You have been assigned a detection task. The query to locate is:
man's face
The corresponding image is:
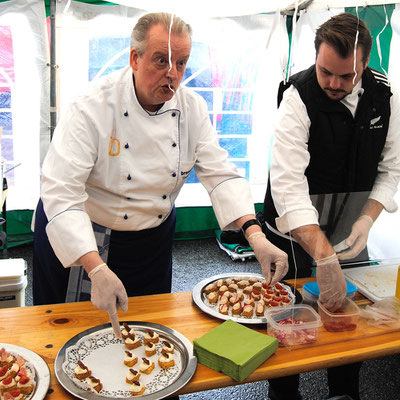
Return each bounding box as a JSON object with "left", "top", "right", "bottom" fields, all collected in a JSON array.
[
  {"left": 315, "top": 42, "right": 369, "bottom": 101},
  {"left": 130, "top": 23, "right": 191, "bottom": 112}
]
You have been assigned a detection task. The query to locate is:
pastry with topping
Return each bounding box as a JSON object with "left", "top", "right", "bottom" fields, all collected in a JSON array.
[
  {"left": 158, "top": 351, "right": 175, "bottom": 370},
  {"left": 125, "top": 332, "right": 142, "bottom": 350},
  {"left": 121, "top": 323, "right": 135, "bottom": 340},
  {"left": 8, "top": 363, "right": 20, "bottom": 379},
  {"left": 0, "top": 376, "right": 17, "bottom": 396},
  {"left": 74, "top": 361, "right": 91, "bottom": 380},
  {"left": 231, "top": 301, "right": 243, "bottom": 315},
  {"left": 0, "top": 365, "right": 10, "bottom": 381},
  {"left": 3, "top": 389, "right": 24, "bottom": 400},
  {"left": 161, "top": 341, "right": 174, "bottom": 354},
  {"left": 144, "top": 342, "right": 157, "bottom": 357},
  {"left": 125, "top": 368, "right": 141, "bottom": 384},
  {"left": 218, "top": 303, "right": 229, "bottom": 315},
  {"left": 138, "top": 357, "right": 155, "bottom": 375},
  {"left": 143, "top": 329, "right": 159, "bottom": 345},
  {"left": 207, "top": 291, "right": 219, "bottom": 304},
  {"left": 242, "top": 304, "right": 254, "bottom": 318},
  {"left": 86, "top": 376, "right": 103, "bottom": 393},
  {"left": 16, "top": 375, "right": 34, "bottom": 396},
  {"left": 129, "top": 380, "right": 146, "bottom": 396},
  {"left": 124, "top": 351, "right": 138, "bottom": 367}
]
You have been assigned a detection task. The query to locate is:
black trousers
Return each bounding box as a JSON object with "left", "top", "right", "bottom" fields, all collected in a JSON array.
[
  {"left": 33, "top": 198, "right": 176, "bottom": 305},
  {"left": 266, "top": 226, "right": 362, "bottom": 400}
]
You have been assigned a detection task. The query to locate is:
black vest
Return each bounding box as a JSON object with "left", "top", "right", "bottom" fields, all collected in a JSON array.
[{"left": 264, "top": 65, "right": 392, "bottom": 229}]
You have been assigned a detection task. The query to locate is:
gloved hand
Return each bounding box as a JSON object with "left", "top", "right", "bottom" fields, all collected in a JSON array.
[
  {"left": 337, "top": 215, "right": 373, "bottom": 260},
  {"left": 247, "top": 232, "right": 289, "bottom": 286},
  {"left": 88, "top": 263, "right": 128, "bottom": 338},
  {"left": 316, "top": 254, "right": 347, "bottom": 312}
]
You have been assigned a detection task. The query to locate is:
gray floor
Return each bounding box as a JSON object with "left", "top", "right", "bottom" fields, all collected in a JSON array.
[{"left": 6, "top": 239, "right": 400, "bottom": 400}]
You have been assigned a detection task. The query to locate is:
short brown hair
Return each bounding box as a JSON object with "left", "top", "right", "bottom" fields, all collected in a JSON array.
[
  {"left": 130, "top": 12, "right": 192, "bottom": 55},
  {"left": 314, "top": 13, "right": 372, "bottom": 65}
]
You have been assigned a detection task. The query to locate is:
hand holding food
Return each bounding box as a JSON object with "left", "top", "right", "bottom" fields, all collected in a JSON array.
[
  {"left": 316, "top": 254, "right": 347, "bottom": 312},
  {"left": 247, "top": 232, "right": 289, "bottom": 286}
]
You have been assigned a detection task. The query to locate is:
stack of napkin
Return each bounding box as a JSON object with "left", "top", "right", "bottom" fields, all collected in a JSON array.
[{"left": 193, "top": 319, "right": 278, "bottom": 381}]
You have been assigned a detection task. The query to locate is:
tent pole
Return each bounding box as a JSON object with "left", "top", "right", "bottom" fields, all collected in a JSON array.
[{"left": 50, "top": 0, "right": 57, "bottom": 140}]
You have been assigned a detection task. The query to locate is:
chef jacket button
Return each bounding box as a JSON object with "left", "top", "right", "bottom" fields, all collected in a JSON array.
[
  {"left": 125, "top": 143, "right": 129, "bottom": 149},
  {"left": 158, "top": 214, "right": 163, "bottom": 219},
  {"left": 124, "top": 111, "right": 129, "bottom": 116},
  {"left": 172, "top": 172, "right": 176, "bottom": 177},
  {"left": 124, "top": 214, "right": 128, "bottom": 220},
  {"left": 172, "top": 142, "right": 177, "bottom": 147},
  {"left": 127, "top": 174, "right": 132, "bottom": 180},
  {"left": 162, "top": 195, "right": 167, "bottom": 199},
  {"left": 360, "top": 125, "right": 364, "bottom": 130},
  {"left": 372, "top": 107, "right": 376, "bottom": 112},
  {"left": 172, "top": 112, "right": 176, "bottom": 117}
]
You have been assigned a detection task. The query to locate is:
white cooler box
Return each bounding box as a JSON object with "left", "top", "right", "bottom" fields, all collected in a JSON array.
[{"left": 0, "top": 258, "right": 27, "bottom": 308}]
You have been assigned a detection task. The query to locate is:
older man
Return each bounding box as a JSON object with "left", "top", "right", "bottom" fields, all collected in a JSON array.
[{"left": 33, "top": 12, "right": 288, "bottom": 337}]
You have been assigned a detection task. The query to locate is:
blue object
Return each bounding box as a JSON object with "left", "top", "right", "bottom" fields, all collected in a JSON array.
[{"left": 303, "top": 280, "right": 357, "bottom": 296}]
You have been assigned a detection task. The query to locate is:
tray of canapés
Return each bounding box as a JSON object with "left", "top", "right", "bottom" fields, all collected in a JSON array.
[{"left": 192, "top": 273, "right": 301, "bottom": 324}]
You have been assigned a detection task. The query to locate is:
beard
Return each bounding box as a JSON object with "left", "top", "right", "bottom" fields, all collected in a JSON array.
[{"left": 323, "top": 87, "right": 351, "bottom": 101}]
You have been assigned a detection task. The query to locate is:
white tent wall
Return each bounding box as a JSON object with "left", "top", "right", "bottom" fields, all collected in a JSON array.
[
  {"left": 0, "top": 0, "right": 46, "bottom": 212},
  {"left": 1, "top": 0, "right": 400, "bottom": 250}
]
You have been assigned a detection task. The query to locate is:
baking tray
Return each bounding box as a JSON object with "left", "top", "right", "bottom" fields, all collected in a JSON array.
[
  {"left": 54, "top": 322, "right": 197, "bottom": 400},
  {"left": 192, "top": 272, "right": 301, "bottom": 324},
  {"left": 343, "top": 263, "right": 399, "bottom": 302},
  {"left": 0, "top": 343, "right": 51, "bottom": 400}
]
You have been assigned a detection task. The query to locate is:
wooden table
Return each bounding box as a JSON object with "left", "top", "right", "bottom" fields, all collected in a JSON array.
[{"left": 2, "top": 278, "right": 400, "bottom": 399}]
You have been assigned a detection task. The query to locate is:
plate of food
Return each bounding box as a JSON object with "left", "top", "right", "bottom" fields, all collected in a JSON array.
[
  {"left": 192, "top": 273, "right": 302, "bottom": 324},
  {"left": 54, "top": 321, "right": 197, "bottom": 400},
  {"left": 0, "top": 343, "right": 50, "bottom": 400}
]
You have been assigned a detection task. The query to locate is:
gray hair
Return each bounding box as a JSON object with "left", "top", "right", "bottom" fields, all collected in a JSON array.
[{"left": 130, "top": 12, "right": 192, "bottom": 55}]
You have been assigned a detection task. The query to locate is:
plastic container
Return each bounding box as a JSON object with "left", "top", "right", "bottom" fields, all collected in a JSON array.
[
  {"left": 0, "top": 258, "right": 27, "bottom": 308},
  {"left": 396, "top": 265, "right": 400, "bottom": 300},
  {"left": 302, "top": 281, "right": 357, "bottom": 309},
  {"left": 317, "top": 297, "right": 360, "bottom": 332},
  {"left": 265, "top": 304, "right": 322, "bottom": 347}
]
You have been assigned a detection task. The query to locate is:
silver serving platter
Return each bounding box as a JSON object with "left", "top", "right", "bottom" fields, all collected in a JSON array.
[
  {"left": 0, "top": 343, "right": 50, "bottom": 400},
  {"left": 54, "top": 322, "right": 197, "bottom": 400},
  {"left": 192, "top": 272, "right": 298, "bottom": 324}
]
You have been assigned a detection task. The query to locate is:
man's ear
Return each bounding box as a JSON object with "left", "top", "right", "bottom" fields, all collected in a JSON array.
[
  {"left": 363, "top": 54, "right": 370, "bottom": 69},
  {"left": 130, "top": 49, "right": 139, "bottom": 71}
]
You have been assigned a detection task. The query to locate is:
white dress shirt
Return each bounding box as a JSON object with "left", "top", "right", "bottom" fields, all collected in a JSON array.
[
  {"left": 270, "top": 78, "right": 400, "bottom": 234},
  {"left": 40, "top": 66, "right": 255, "bottom": 267}
]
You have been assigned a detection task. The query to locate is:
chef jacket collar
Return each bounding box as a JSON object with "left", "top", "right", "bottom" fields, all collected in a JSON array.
[{"left": 130, "top": 71, "right": 178, "bottom": 116}]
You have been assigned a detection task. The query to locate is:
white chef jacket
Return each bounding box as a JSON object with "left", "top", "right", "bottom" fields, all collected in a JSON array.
[
  {"left": 41, "top": 66, "right": 255, "bottom": 267},
  {"left": 270, "top": 78, "right": 400, "bottom": 234}
]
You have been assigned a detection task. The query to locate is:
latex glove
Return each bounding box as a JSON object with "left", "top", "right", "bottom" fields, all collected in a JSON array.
[
  {"left": 337, "top": 215, "right": 373, "bottom": 260},
  {"left": 88, "top": 263, "right": 128, "bottom": 338},
  {"left": 316, "top": 254, "right": 347, "bottom": 312},
  {"left": 248, "top": 232, "right": 289, "bottom": 286}
]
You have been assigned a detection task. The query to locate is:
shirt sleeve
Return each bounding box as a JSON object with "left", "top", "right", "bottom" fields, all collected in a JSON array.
[
  {"left": 191, "top": 96, "right": 255, "bottom": 230},
  {"left": 269, "top": 86, "right": 319, "bottom": 234},
  {"left": 369, "top": 81, "right": 400, "bottom": 213},
  {"left": 41, "top": 102, "right": 98, "bottom": 267}
]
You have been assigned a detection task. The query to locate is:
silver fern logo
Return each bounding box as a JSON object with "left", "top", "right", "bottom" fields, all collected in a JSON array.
[{"left": 370, "top": 115, "right": 383, "bottom": 129}]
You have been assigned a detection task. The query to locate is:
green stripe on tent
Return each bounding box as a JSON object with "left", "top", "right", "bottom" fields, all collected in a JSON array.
[
  {"left": 2, "top": 204, "right": 265, "bottom": 247},
  {"left": 346, "top": 5, "right": 395, "bottom": 74}
]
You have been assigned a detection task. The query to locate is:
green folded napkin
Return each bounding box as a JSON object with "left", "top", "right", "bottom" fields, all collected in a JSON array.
[{"left": 193, "top": 319, "right": 278, "bottom": 381}]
